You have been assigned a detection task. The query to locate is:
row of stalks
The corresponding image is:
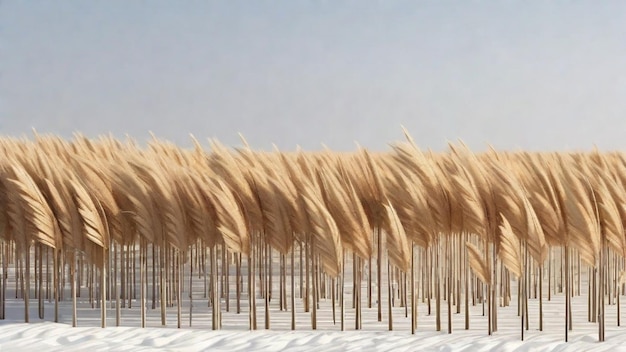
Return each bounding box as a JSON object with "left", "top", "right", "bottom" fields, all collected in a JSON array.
[{"left": 0, "top": 130, "right": 624, "bottom": 341}]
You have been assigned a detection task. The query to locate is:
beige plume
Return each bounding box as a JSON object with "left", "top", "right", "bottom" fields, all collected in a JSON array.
[
  {"left": 498, "top": 214, "right": 522, "bottom": 278},
  {"left": 7, "top": 164, "right": 61, "bottom": 249},
  {"left": 301, "top": 186, "right": 343, "bottom": 277},
  {"left": 466, "top": 241, "right": 491, "bottom": 284},
  {"left": 211, "top": 179, "right": 249, "bottom": 254},
  {"left": 70, "top": 177, "right": 108, "bottom": 249},
  {"left": 382, "top": 201, "right": 410, "bottom": 271}
]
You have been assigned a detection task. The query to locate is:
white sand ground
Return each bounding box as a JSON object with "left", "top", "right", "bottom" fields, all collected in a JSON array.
[{"left": 0, "top": 256, "right": 625, "bottom": 351}]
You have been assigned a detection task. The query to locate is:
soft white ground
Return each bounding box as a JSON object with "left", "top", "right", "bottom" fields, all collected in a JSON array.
[
  {"left": 2, "top": 289, "right": 626, "bottom": 351},
  {"left": 1, "top": 259, "right": 626, "bottom": 351}
]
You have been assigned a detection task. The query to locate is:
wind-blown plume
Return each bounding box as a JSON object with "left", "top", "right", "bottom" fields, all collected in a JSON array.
[
  {"left": 7, "top": 164, "right": 61, "bottom": 249},
  {"left": 498, "top": 214, "right": 522, "bottom": 278},
  {"left": 382, "top": 201, "right": 411, "bottom": 271},
  {"left": 466, "top": 242, "right": 491, "bottom": 284}
]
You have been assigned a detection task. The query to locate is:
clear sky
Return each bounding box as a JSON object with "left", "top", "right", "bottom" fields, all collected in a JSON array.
[{"left": 2, "top": 1, "right": 626, "bottom": 151}]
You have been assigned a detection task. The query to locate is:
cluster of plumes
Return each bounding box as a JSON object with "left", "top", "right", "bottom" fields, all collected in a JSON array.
[{"left": 0, "top": 131, "right": 624, "bottom": 281}]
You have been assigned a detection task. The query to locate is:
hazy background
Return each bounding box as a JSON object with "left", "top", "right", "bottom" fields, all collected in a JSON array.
[{"left": 2, "top": 1, "right": 626, "bottom": 151}]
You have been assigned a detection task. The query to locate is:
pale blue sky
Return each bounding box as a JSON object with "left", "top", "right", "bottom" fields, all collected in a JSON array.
[{"left": 2, "top": 1, "right": 626, "bottom": 151}]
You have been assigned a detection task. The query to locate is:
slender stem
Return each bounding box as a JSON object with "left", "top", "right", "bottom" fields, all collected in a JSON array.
[
  {"left": 141, "top": 240, "right": 146, "bottom": 328},
  {"left": 539, "top": 264, "right": 543, "bottom": 331},
  {"left": 377, "top": 228, "right": 382, "bottom": 322},
  {"left": 25, "top": 243, "right": 30, "bottom": 323},
  {"left": 447, "top": 235, "right": 452, "bottom": 334},
  {"left": 115, "top": 243, "right": 120, "bottom": 326},
  {"left": 101, "top": 246, "right": 107, "bottom": 328},
  {"left": 411, "top": 244, "right": 416, "bottom": 334},
  {"left": 341, "top": 254, "right": 345, "bottom": 331},
  {"left": 38, "top": 244, "right": 43, "bottom": 319},
  {"left": 291, "top": 246, "right": 295, "bottom": 330},
  {"left": 190, "top": 246, "right": 194, "bottom": 327},
  {"left": 565, "top": 245, "right": 569, "bottom": 342},
  {"left": 387, "top": 258, "right": 393, "bottom": 331}
]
